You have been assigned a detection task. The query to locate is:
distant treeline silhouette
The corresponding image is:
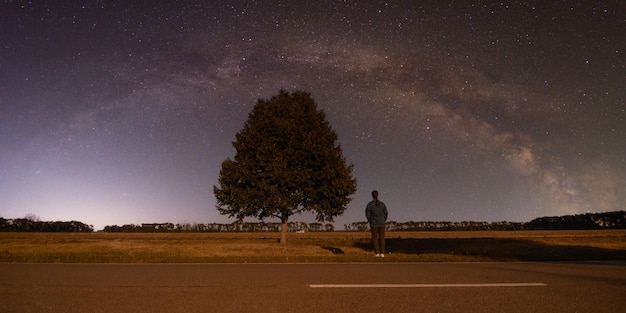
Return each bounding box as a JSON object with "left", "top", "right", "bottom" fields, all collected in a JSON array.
[
  {"left": 344, "top": 211, "right": 625, "bottom": 231},
  {"left": 344, "top": 220, "right": 524, "bottom": 231},
  {"left": 525, "top": 210, "right": 625, "bottom": 230},
  {"left": 0, "top": 217, "right": 93, "bottom": 232},
  {"left": 1, "top": 211, "right": 624, "bottom": 232},
  {"left": 103, "top": 221, "right": 332, "bottom": 233}
]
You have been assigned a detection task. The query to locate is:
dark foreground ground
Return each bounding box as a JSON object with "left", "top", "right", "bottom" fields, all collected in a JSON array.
[
  {"left": 1, "top": 262, "right": 625, "bottom": 313},
  {"left": 361, "top": 236, "right": 626, "bottom": 261}
]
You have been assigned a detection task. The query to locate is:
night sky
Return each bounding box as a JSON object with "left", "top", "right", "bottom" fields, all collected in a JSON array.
[{"left": 1, "top": 1, "right": 624, "bottom": 230}]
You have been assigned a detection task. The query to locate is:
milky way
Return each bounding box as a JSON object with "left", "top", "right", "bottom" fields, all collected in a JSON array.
[{"left": 1, "top": 1, "right": 624, "bottom": 230}]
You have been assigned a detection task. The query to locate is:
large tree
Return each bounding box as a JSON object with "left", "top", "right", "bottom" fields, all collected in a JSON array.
[{"left": 214, "top": 90, "right": 357, "bottom": 243}]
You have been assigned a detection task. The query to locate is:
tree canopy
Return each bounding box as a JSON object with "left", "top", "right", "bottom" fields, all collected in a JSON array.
[{"left": 213, "top": 90, "right": 357, "bottom": 243}]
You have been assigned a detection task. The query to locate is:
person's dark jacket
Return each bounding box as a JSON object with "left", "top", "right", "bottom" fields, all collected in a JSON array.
[{"left": 366, "top": 200, "right": 388, "bottom": 227}]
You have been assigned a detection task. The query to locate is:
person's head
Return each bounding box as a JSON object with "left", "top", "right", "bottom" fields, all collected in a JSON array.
[{"left": 371, "top": 190, "right": 379, "bottom": 199}]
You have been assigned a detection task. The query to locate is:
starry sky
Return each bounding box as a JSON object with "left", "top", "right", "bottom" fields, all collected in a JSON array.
[{"left": 1, "top": 1, "right": 624, "bottom": 231}]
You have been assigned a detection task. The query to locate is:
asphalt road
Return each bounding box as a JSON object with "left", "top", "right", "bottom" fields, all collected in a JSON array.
[{"left": 1, "top": 262, "right": 624, "bottom": 313}]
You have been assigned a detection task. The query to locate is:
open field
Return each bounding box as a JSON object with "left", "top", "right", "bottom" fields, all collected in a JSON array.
[{"left": 1, "top": 230, "right": 625, "bottom": 263}]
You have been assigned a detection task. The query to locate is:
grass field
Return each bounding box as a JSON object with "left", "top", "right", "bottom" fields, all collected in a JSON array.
[{"left": 1, "top": 230, "right": 625, "bottom": 263}]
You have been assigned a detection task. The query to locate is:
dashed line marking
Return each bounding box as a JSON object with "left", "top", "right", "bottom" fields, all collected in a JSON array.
[{"left": 309, "top": 283, "right": 547, "bottom": 288}]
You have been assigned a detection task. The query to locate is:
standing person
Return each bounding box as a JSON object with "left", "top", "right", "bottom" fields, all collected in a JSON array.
[{"left": 366, "top": 190, "right": 388, "bottom": 257}]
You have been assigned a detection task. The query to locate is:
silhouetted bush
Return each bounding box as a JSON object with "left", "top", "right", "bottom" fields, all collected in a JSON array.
[{"left": 0, "top": 218, "right": 93, "bottom": 232}]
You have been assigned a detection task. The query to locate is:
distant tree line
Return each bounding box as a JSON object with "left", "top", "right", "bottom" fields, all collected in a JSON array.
[
  {"left": 344, "top": 220, "right": 524, "bottom": 231},
  {"left": 2, "top": 211, "right": 623, "bottom": 233},
  {"left": 0, "top": 218, "right": 93, "bottom": 232},
  {"left": 525, "top": 211, "right": 625, "bottom": 230},
  {"left": 102, "top": 221, "right": 334, "bottom": 233},
  {"left": 344, "top": 211, "right": 625, "bottom": 231}
]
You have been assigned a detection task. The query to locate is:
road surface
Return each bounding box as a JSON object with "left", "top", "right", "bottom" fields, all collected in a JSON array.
[{"left": 1, "top": 262, "right": 624, "bottom": 312}]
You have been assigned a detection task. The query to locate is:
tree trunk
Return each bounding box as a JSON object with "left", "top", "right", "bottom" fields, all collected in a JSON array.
[{"left": 280, "top": 221, "right": 288, "bottom": 244}]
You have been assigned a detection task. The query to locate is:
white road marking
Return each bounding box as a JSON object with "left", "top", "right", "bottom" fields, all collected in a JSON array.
[{"left": 309, "top": 283, "right": 547, "bottom": 288}]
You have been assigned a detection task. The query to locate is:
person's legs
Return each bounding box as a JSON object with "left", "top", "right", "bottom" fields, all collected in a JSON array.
[
  {"left": 370, "top": 227, "right": 380, "bottom": 255},
  {"left": 378, "top": 227, "right": 385, "bottom": 255}
]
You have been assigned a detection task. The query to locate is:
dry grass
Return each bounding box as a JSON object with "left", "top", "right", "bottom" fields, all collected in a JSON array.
[{"left": 1, "top": 230, "right": 625, "bottom": 263}]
